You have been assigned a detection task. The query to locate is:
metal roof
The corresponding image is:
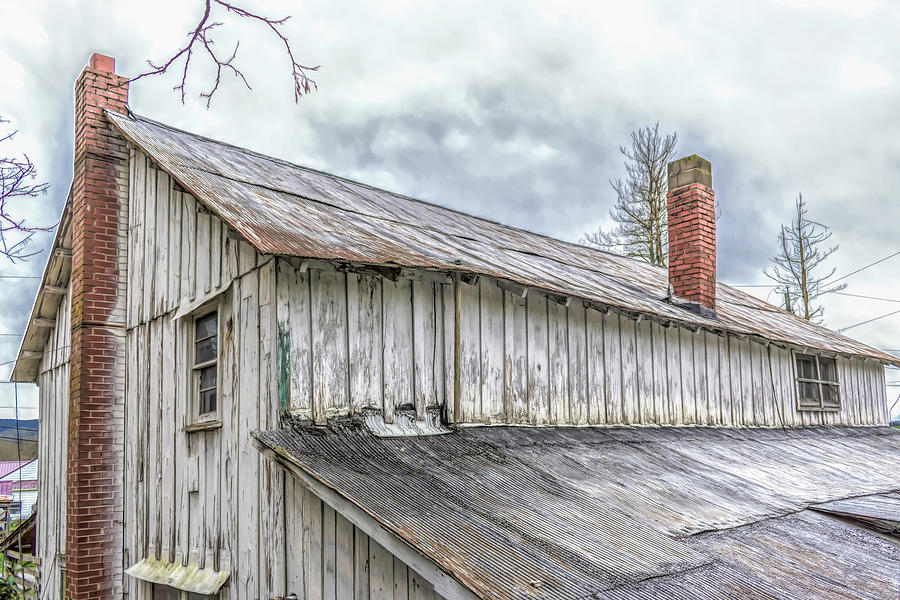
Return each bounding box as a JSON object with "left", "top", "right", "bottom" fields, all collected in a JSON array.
[
  {"left": 254, "top": 423, "right": 900, "bottom": 600},
  {"left": 106, "top": 111, "right": 899, "bottom": 366}
]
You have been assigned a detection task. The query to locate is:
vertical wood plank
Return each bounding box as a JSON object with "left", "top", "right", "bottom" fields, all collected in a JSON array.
[
  {"left": 383, "top": 278, "right": 415, "bottom": 422},
  {"left": 586, "top": 308, "right": 605, "bottom": 425},
  {"left": 312, "top": 269, "right": 349, "bottom": 421},
  {"left": 303, "top": 489, "right": 323, "bottom": 600},
  {"left": 651, "top": 322, "right": 667, "bottom": 424},
  {"left": 238, "top": 270, "right": 260, "bottom": 597},
  {"left": 693, "top": 330, "right": 708, "bottom": 425},
  {"left": 335, "top": 514, "right": 355, "bottom": 600},
  {"left": 567, "top": 303, "right": 588, "bottom": 425},
  {"left": 527, "top": 293, "right": 549, "bottom": 424},
  {"left": 620, "top": 317, "right": 638, "bottom": 424},
  {"left": 369, "top": 539, "right": 393, "bottom": 600},
  {"left": 666, "top": 325, "right": 682, "bottom": 425},
  {"left": 636, "top": 319, "right": 654, "bottom": 425},
  {"left": 393, "top": 557, "right": 409, "bottom": 600},
  {"left": 285, "top": 479, "right": 306, "bottom": 596},
  {"left": 603, "top": 314, "right": 622, "bottom": 424},
  {"left": 413, "top": 279, "right": 441, "bottom": 417},
  {"left": 181, "top": 194, "right": 196, "bottom": 303},
  {"left": 679, "top": 327, "right": 696, "bottom": 425},
  {"left": 354, "top": 526, "right": 370, "bottom": 599},
  {"left": 504, "top": 292, "right": 528, "bottom": 424},
  {"left": 475, "top": 281, "right": 503, "bottom": 423},
  {"left": 348, "top": 273, "right": 383, "bottom": 412},
  {"left": 322, "top": 505, "right": 337, "bottom": 600},
  {"left": 142, "top": 156, "right": 155, "bottom": 321},
  {"left": 548, "top": 301, "right": 569, "bottom": 424},
  {"left": 155, "top": 170, "right": 169, "bottom": 316}
]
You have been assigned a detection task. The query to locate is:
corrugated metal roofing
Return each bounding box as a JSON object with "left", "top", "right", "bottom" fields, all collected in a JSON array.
[
  {"left": 253, "top": 423, "right": 900, "bottom": 600},
  {"left": 595, "top": 510, "right": 900, "bottom": 599},
  {"left": 812, "top": 492, "right": 900, "bottom": 524},
  {"left": 106, "top": 111, "right": 899, "bottom": 366}
]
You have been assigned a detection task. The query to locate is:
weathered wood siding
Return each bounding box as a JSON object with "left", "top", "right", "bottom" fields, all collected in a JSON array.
[
  {"left": 124, "top": 150, "right": 440, "bottom": 600},
  {"left": 35, "top": 286, "right": 71, "bottom": 600},
  {"left": 276, "top": 271, "right": 889, "bottom": 427}
]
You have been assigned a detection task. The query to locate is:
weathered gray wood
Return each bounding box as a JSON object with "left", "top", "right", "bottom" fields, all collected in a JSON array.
[
  {"left": 478, "top": 281, "right": 504, "bottom": 423},
  {"left": 548, "top": 301, "right": 569, "bottom": 424},
  {"left": 586, "top": 307, "right": 605, "bottom": 425},
  {"left": 369, "top": 540, "right": 392, "bottom": 600},
  {"left": 312, "top": 269, "right": 349, "bottom": 422},
  {"left": 413, "top": 279, "right": 442, "bottom": 418},
  {"left": 383, "top": 278, "right": 415, "bottom": 423},
  {"left": 323, "top": 504, "right": 337, "bottom": 600},
  {"left": 504, "top": 292, "right": 528, "bottom": 423},
  {"left": 348, "top": 273, "right": 383, "bottom": 412},
  {"left": 527, "top": 293, "right": 549, "bottom": 424},
  {"left": 568, "top": 303, "right": 588, "bottom": 425},
  {"left": 679, "top": 327, "right": 696, "bottom": 425},
  {"left": 636, "top": 319, "right": 654, "bottom": 425},
  {"left": 456, "top": 280, "right": 480, "bottom": 422},
  {"left": 620, "top": 318, "right": 638, "bottom": 424},
  {"left": 335, "top": 513, "right": 355, "bottom": 599}
]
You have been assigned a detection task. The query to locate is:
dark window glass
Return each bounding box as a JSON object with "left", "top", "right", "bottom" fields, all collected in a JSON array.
[
  {"left": 200, "top": 388, "right": 217, "bottom": 414},
  {"left": 818, "top": 357, "right": 838, "bottom": 383},
  {"left": 796, "top": 354, "right": 817, "bottom": 379},
  {"left": 822, "top": 384, "right": 840, "bottom": 408},
  {"left": 152, "top": 584, "right": 180, "bottom": 600},
  {"left": 798, "top": 381, "right": 821, "bottom": 406},
  {"left": 195, "top": 312, "right": 217, "bottom": 340},
  {"left": 195, "top": 336, "right": 217, "bottom": 365},
  {"left": 194, "top": 311, "right": 218, "bottom": 415},
  {"left": 199, "top": 365, "right": 217, "bottom": 391}
]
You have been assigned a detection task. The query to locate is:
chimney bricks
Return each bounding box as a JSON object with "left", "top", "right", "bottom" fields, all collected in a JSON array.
[
  {"left": 67, "top": 52, "right": 128, "bottom": 600},
  {"left": 666, "top": 155, "right": 716, "bottom": 312}
]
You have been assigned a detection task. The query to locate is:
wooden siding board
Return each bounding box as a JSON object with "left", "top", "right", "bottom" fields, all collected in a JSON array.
[
  {"left": 527, "top": 293, "right": 550, "bottom": 424},
  {"left": 480, "top": 281, "right": 505, "bottom": 423},
  {"left": 666, "top": 325, "right": 682, "bottom": 425},
  {"left": 621, "top": 318, "right": 638, "bottom": 425},
  {"left": 383, "top": 278, "right": 415, "bottom": 422},
  {"left": 348, "top": 273, "right": 383, "bottom": 412},
  {"left": 568, "top": 303, "right": 588, "bottom": 425},
  {"left": 457, "top": 281, "right": 480, "bottom": 422},
  {"left": 586, "top": 308, "right": 605, "bottom": 425},
  {"left": 651, "top": 322, "right": 668, "bottom": 424},
  {"left": 548, "top": 301, "right": 569, "bottom": 425},
  {"left": 504, "top": 293, "right": 528, "bottom": 423}
]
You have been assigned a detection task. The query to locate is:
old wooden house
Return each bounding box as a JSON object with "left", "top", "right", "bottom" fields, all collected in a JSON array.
[{"left": 11, "top": 54, "right": 900, "bottom": 600}]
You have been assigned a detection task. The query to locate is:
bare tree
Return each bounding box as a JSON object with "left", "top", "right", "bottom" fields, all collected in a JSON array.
[
  {"left": 765, "top": 194, "right": 845, "bottom": 322},
  {"left": 130, "top": 0, "right": 319, "bottom": 107},
  {"left": 581, "top": 123, "right": 677, "bottom": 267},
  {"left": 0, "top": 118, "right": 52, "bottom": 263}
]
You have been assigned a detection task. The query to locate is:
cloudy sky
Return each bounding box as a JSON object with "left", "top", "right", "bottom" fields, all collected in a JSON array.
[{"left": 1, "top": 0, "right": 899, "bottom": 419}]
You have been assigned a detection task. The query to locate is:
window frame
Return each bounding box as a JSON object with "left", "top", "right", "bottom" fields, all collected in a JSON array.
[
  {"left": 189, "top": 302, "right": 221, "bottom": 426},
  {"left": 793, "top": 351, "right": 841, "bottom": 412}
]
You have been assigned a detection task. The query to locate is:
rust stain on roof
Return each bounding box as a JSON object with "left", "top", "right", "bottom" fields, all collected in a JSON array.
[{"left": 106, "top": 110, "right": 898, "bottom": 366}]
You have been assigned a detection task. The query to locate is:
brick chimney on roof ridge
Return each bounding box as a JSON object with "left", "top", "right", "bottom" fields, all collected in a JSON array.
[
  {"left": 666, "top": 155, "right": 716, "bottom": 314},
  {"left": 68, "top": 52, "right": 128, "bottom": 600}
]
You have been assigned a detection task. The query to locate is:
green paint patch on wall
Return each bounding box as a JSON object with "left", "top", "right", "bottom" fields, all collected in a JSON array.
[{"left": 277, "top": 324, "right": 291, "bottom": 414}]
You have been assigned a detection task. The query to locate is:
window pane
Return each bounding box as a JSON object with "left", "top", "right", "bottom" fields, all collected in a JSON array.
[
  {"left": 199, "top": 365, "right": 217, "bottom": 391},
  {"left": 796, "top": 354, "right": 817, "bottom": 379},
  {"left": 196, "top": 312, "right": 217, "bottom": 339},
  {"left": 200, "top": 389, "right": 217, "bottom": 414},
  {"left": 195, "top": 336, "right": 218, "bottom": 364},
  {"left": 798, "top": 381, "right": 821, "bottom": 407},
  {"left": 822, "top": 384, "right": 840, "bottom": 408},
  {"left": 819, "top": 357, "right": 838, "bottom": 383}
]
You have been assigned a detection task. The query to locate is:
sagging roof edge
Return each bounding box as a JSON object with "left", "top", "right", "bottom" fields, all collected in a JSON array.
[
  {"left": 106, "top": 111, "right": 900, "bottom": 368},
  {"left": 251, "top": 433, "right": 482, "bottom": 600},
  {"left": 10, "top": 193, "right": 73, "bottom": 383}
]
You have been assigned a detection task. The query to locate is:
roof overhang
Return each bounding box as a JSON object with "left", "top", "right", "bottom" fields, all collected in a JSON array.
[{"left": 10, "top": 193, "right": 73, "bottom": 383}]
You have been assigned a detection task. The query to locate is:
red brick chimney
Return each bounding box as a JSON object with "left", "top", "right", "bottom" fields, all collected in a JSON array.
[
  {"left": 666, "top": 155, "right": 716, "bottom": 313},
  {"left": 68, "top": 53, "right": 129, "bottom": 600}
]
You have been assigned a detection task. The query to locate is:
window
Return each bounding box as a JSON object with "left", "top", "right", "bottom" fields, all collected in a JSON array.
[
  {"left": 795, "top": 353, "right": 840, "bottom": 411},
  {"left": 193, "top": 309, "right": 219, "bottom": 418}
]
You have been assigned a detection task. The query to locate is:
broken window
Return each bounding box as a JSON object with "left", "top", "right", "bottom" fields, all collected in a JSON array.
[
  {"left": 795, "top": 353, "right": 840, "bottom": 411},
  {"left": 193, "top": 309, "right": 219, "bottom": 417}
]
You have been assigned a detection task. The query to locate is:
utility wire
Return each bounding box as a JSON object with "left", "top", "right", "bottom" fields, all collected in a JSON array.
[
  {"left": 0, "top": 276, "right": 40, "bottom": 280},
  {"left": 832, "top": 291, "right": 900, "bottom": 303},
  {"left": 837, "top": 308, "right": 900, "bottom": 333},
  {"left": 831, "top": 250, "right": 900, "bottom": 284}
]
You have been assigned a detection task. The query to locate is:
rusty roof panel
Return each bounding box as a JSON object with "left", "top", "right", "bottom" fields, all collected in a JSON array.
[
  {"left": 106, "top": 111, "right": 898, "bottom": 365},
  {"left": 253, "top": 424, "right": 900, "bottom": 600}
]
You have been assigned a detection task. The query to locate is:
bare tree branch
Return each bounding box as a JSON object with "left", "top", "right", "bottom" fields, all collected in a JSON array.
[
  {"left": 764, "top": 193, "right": 845, "bottom": 322},
  {"left": 581, "top": 123, "right": 677, "bottom": 267},
  {"left": 130, "top": 0, "right": 319, "bottom": 107},
  {"left": 0, "top": 117, "right": 53, "bottom": 263}
]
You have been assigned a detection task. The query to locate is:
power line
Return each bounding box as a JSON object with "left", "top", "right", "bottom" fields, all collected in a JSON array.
[
  {"left": 836, "top": 308, "right": 900, "bottom": 333},
  {"left": 832, "top": 291, "right": 900, "bottom": 303},
  {"left": 831, "top": 249, "right": 900, "bottom": 284},
  {"left": 0, "top": 334, "right": 23, "bottom": 337},
  {"left": 0, "top": 276, "right": 40, "bottom": 280}
]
